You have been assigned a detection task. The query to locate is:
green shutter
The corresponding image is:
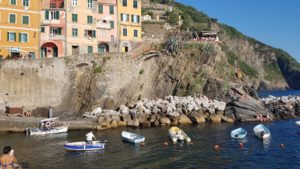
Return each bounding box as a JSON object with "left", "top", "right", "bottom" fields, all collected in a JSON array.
[
  {"left": 92, "top": 30, "right": 96, "bottom": 38},
  {"left": 98, "top": 5, "right": 103, "bottom": 14},
  {"left": 19, "top": 33, "right": 21, "bottom": 42},
  {"left": 110, "top": 21, "right": 114, "bottom": 29},
  {"left": 45, "top": 10, "right": 49, "bottom": 19},
  {"left": 13, "top": 33, "right": 16, "bottom": 41},
  {"left": 56, "top": 11, "right": 60, "bottom": 19},
  {"left": 109, "top": 5, "right": 114, "bottom": 14},
  {"left": 58, "top": 28, "right": 62, "bottom": 35},
  {"left": 7, "top": 32, "right": 9, "bottom": 41}
]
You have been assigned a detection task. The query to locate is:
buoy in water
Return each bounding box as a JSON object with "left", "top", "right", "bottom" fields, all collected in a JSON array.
[
  {"left": 280, "top": 144, "right": 285, "bottom": 148},
  {"left": 163, "top": 141, "right": 169, "bottom": 147},
  {"left": 214, "top": 144, "right": 220, "bottom": 151},
  {"left": 239, "top": 143, "right": 244, "bottom": 149}
]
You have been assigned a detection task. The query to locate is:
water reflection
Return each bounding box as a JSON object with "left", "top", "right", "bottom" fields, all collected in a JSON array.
[{"left": 263, "top": 138, "right": 271, "bottom": 149}]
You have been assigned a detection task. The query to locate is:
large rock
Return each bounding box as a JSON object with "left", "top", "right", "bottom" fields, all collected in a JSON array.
[
  {"left": 160, "top": 117, "right": 171, "bottom": 125},
  {"left": 117, "top": 121, "right": 127, "bottom": 127},
  {"left": 188, "top": 112, "right": 206, "bottom": 123},
  {"left": 209, "top": 115, "right": 221, "bottom": 123},
  {"left": 137, "top": 113, "right": 148, "bottom": 123},
  {"left": 178, "top": 115, "right": 192, "bottom": 124},
  {"left": 221, "top": 116, "right": 234, "bottom": 123},
  {"left": 142, "top": 120, "right": 151, "bottom": 127},
  {"left": 110, "top": 120, "right": 118, "bottom": 128},
  {"left": 120, "top": 114, "right": 131, "bottom": 122},
  {"left": 127, "top": 119, "right": 140, "bottom": 127}
]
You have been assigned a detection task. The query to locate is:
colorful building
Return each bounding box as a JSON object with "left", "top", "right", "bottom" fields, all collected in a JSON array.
[
  {"left": 0, "top": 0, "right": 41, "bottom": 59},
  {"left": 65, "top": 0, "right": 98, "bottom": 56},
  {"left": 117, "top": 0, "right": 142, "bottom": 52},
  {"left": 96, "top": 0, "right": 118, "bottom": 53},
  {"left": 40, "top": 0, "right": 66, "bottom": 58}
]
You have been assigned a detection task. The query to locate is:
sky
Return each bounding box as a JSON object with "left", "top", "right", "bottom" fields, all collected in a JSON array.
[{"left": 176, "top": 0, "right": 300, "bottom": 62}]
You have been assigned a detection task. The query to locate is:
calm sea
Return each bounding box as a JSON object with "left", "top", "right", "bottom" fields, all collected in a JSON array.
[{"left": 0, "top": 91, "right": 299, "bottom": 169}]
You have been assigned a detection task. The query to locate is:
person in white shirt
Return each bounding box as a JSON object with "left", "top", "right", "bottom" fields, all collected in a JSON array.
[{"left": 86, "top": 131, "right": 96, "bottom": 144}]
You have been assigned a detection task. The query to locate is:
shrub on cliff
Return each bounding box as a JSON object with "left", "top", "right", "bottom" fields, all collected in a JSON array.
[{"left": 163, "top": 36, "right": 183, "bottom": 55}]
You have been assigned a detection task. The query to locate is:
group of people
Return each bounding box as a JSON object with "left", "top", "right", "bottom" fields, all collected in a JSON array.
[{"left": 0, "top": 146, "right": 17, "bottom": 169}]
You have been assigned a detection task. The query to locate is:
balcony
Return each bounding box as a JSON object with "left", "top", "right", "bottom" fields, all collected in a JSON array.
[
  {"left": 96, "top": 22, "right": 111, "bottom": 29},
  {"left": 42, "top": 19, "right": 61, "bottom": 25}
]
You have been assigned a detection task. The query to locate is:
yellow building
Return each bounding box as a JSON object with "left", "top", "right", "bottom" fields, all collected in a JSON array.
[
  {"left": 0, "top": 0, "right": 40, "bottom": 59},
  {"left": 117, "top": 0, "right": 142, "bottom": 52}
]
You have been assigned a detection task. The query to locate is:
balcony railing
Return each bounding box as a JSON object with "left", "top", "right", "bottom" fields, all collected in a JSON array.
[{"left": 42, "top": 19, "right": 61, "bottom": 25}]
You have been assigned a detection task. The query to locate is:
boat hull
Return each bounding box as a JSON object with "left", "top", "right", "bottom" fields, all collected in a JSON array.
[
  {"left": 121, "top": 131, "right": 145, "bottom": 144},
  {"left": 231, "top": 128, "right": 247, "bottom": 139},
  {"left": 64, "top": 141, "right": 105, "bottom": 151},
  {"left": 296, "top": 121, "right": 300, "bottom": 126},
  {"left": 168, "top": 127, "right": 191, "bottom": 143},
  {"left": 254, "top": 124, "right": 271, "bottom": 139},
  {"left": 26, "top": 125, "right": 68, "bottom": 136}
]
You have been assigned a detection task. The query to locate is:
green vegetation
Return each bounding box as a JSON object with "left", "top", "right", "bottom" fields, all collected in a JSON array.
[
  {"left": 164, "top": 36, "right": 183, "bottom": 55},
  {"left": 220, "top": 24, "right": 245, "bottom": 39},
  {"left": 93, "top": 65, "right": 103, "bottom": 74},
  {"left": 239, "top": 61, "right": 258, "bottom": 78},
  {"left": 264, "top": 62, "right": 284, "bottom": 81},
  {"left": 139, "top": 69, "right": 144, "bottom": 75},
  {"left": 142, "top": 9, "right": 154, "bottom": 17},
  {"left": 226, "top": 51, "right": 239, "bottom": 65},
  {"left": 150, "top": 0, "right": 174, "bottom": 4}
]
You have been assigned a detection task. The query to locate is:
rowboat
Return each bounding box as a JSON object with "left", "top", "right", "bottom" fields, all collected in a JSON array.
[
  {"left": 64, "top": 141, "right": 105, "bottom": 151},
  {"left": 26, "top": 117, "right": 68, "bottom": 136},
  {"left": 26, "top": 125, "right": 68, "bottom": 136},
  {"left": 121, "top": 131, "right": 145, "bottom": 144},
  {"left": 168, "top": 127, "right": 191, "bottom": 143},
  {"left": 253, "top": 124, "right": 271, "bottom": 139},
  {"left": 231, "top": 127, "right": 247, "bottom": 139},
  {"left": 295, "top": 121, "right": 300, "bottom": 126}
]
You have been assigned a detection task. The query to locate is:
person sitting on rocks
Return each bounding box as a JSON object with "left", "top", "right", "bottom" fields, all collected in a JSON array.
[{"left": 0, "top": 146, "right": 17, "bottom": 169}]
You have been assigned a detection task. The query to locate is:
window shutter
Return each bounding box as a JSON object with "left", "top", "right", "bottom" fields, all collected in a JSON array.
[
  {"left": 56, "top": 11, "right": 60, "bottom": 19},
  {"left": 19, "top": 33, "right": 21, "bottom": 42},
  {"left": 45, "top": 10, "right": 49, "bottom": 19},
  {"left": 7, "top": 32, "right": 9, "bottom": 41},
  {"left": 92, "top": 30, "right": 96, "bottom": 37},
  {"left": 137, "top": 16, "right": 140, "bottom": 23},
  {"left": 131, "top": 15, "right": 134, "bottom": 22},
  {"left": 58, "top": 28, "right": 62, "bottom": 35}
]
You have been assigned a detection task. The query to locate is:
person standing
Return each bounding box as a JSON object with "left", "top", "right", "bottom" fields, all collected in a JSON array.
[
  {"left": 86, "top": 131, "right": 96, "bottom": 144},
  {"left": 48, "top": 107, "right": 54, "bottom": 118},
  {"left": 0, "top": 146, "right": 17, "bottom": 169}
]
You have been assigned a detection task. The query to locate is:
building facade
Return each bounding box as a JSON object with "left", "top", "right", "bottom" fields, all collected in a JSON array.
[
  {"left": 65, "top": 0, "right": 98, "bottom": 56},
  {"left": 117, "top": 0, "right": 142, "bottom": 52},
  {"left": 40, "top": 0, "right": 66, "bottom": 58},
  {"left": 96, "top": 0, "right": 118, "bottom": 53},
  {"left": 0, "top": 0, "right": 40, "bottom": 59}
]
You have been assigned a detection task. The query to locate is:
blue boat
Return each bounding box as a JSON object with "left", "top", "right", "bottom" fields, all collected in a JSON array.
[
  {"left": 231, "top": 127, "right": 247, "bottom": 139},
  {"left": 64, "top": 141, "right": 105, "bottom": 151},
  {"left": 254, "top": 124, "right": 271, "bottom": 139}
]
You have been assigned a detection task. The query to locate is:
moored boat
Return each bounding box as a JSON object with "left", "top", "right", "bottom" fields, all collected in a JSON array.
[
  {"left": 64, "top": 141, "right": 105, "bottom": 151},
  {"left": 295, "top": 121, "right": 300, "bottom": 126},
  {"left": 121, "top": 131, "right": 145, "bottom": 144},
  {"left": 168, "top": 127, "right": 191, "bottom": 143},
  {"left": 253, "top": 124, "right": 271, "bottom": 139},
  {"left": 26, "top": 117, "right": 68, "bottom": 136},
  {"left": 231, "top": 127, "right": 247, "bottom": 139}
]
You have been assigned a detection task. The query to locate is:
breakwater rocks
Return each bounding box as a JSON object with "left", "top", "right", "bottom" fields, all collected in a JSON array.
[
  {"left": 260, "top": 95, "right": 300, "bottom": 119},
  {"left": 85, "top": 95, "right": 231, "bottom": 130}
]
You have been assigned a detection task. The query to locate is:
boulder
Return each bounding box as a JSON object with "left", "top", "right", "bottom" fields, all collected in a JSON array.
[
  {"left": 178, "top": 115, "right": 193, "bottom": 124},
  {"left": 137, "top": 113, "right": 148, "bottom": 123},
  {"left": 153, "top": 120, "right": 160, "bottom": 127},
  {"left": 120, "top": 114, "right": 131, "bottom": 122},
  {"left": 117, "top": 121, "right": 127, "bottom": 127},
  {"left": 188, "top": 112, "right": 206, "bottom": 123},
  {"left": 221, "top": 116, "right": 234, "bottom": 123},
  {"left": 209, "top": 115, "right": 222, "bottom": 123},
  {"left": 97, "top": 116, "right": 105, "bottom": 124},
  {"left": 142, "top": 120, "right": 151, "bottom": 127},
  {"left": 110, "top": 120, "right": 118, "bottom": 128},
  {"left": 160, "top": 117, "right": 171, "bottom": 125},
  {"left": 127, "top": 119, "right": 140, "bottom": 127}
]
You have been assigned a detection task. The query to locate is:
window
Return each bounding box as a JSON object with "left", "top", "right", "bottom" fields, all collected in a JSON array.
[
  {"left": 7, "top": 32, "right": 16, "bottom": 41},
  {"left": 134, "top": 30, "right": 138, "bottom": 38},
  {"left": 122, "top": 0, "right": 127, "bottom": 7},
  {"left": 121, "top": 13, "right": 129, "bottom": 22},
  {"left": 123, "top": 28, "right": 127, "bottom": 37},
  {"left": 22, "top": 15, "right": 29, "bottom": 25},
  {"left": 109, "top": 5, "right": 114, "bottom": 14},
  {"left": 72, "top": 0, "right": 78, "bottom": 6},
  {"left": 50, "top": 27, "right": 62, "bottom": 35},
  {"left": 132, "top": 15, "right": 140, "bottom": 23},
  {"left": 9, "top": 14, "right": 16, "bottom": 23},
  {"left": 84, "top": 30, "right": 96, "bottom": 38},
  {"left": 23, "top": 0, "right": 29, "bottom": 7},
  {"left": 87, "top": 16, "right": 93, "bottom": 24},
  {"left": 88, "top": 46, "right": 93, "bottom": 54},
  {"left": 110, "top": 21, "right": 114, "bottom": 29},
  {"left": 45, "top": 11, "right": 59, "bottom": 20},
  {"left": 10, "top": 0, "right": 16, "bottom": 5},
  {"left": 19, "top": 33, "right": 28, "bottom": 42},
  {"left": 98, "top": 5, "right": 103, "bottom": 14},
  {"left": 72, "top": 13, "right": 77, "bottom": 22},
  {"left": 41, "top": 27, "right": 45, "bottom": 33},
  {"left": 87, "top": 0, "right": 92, "bottom": 8},
  {"left": 133, "top": 0, "right": 138, "bottom": 8},
  {"left": 72, "top": 28, "right": 78, "bottom": 37}
]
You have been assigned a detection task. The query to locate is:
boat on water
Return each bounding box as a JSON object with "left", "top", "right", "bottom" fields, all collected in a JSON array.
[
  {"left": 253, "top": 124, "right": 271, "bottom": 139},
  {"left": 296, "top": 121, "right": 300, "bottom": 126},
  {"left": 64, "top": 141, "right": 105, "bottom": 151},
  {"left": 231, "top": 127, "right": 247, "bottom": 139},
  {"left": 168, "top": 127, "right": 191, "bottom": 143},
  {"left": 26, "top": 117, "right": 68, "bottom": 136},
  {"left": 121, "top": 131, "right": 145, "bottom": 144}
]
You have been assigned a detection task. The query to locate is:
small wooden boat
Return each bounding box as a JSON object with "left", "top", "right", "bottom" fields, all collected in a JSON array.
[
  {"left": 231, "top": 127, "right": 247, "bottom": 139},
  {"left": 121, "top": 131, "right": 145, "bottom": 144},
  {"left": 168, "top": 127, "right": 191, "bottom": 143},
  {"left": 26, "top": 117, "right": 68, "bottom": 136},
  {"left": 295, "top": 121, "right": 300, "bottom": 126},
  {"left": 253, "top": 124, "right": 271, "bottom": 139},
  {"left": 64, "top": 141, "right": 105, "bottom": 151}
]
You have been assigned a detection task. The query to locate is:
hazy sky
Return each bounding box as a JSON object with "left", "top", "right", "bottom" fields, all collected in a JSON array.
[{"left": 176, "top": 0, "right": 300, "bottom": 62}]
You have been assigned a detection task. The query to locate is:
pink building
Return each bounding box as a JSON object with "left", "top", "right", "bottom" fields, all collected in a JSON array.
[
  {"left": 96, "top": 0, "right": 118, "bottom": 53},
  {"left": 40, "top": 0, "right": 66, "bottom": 58}
]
